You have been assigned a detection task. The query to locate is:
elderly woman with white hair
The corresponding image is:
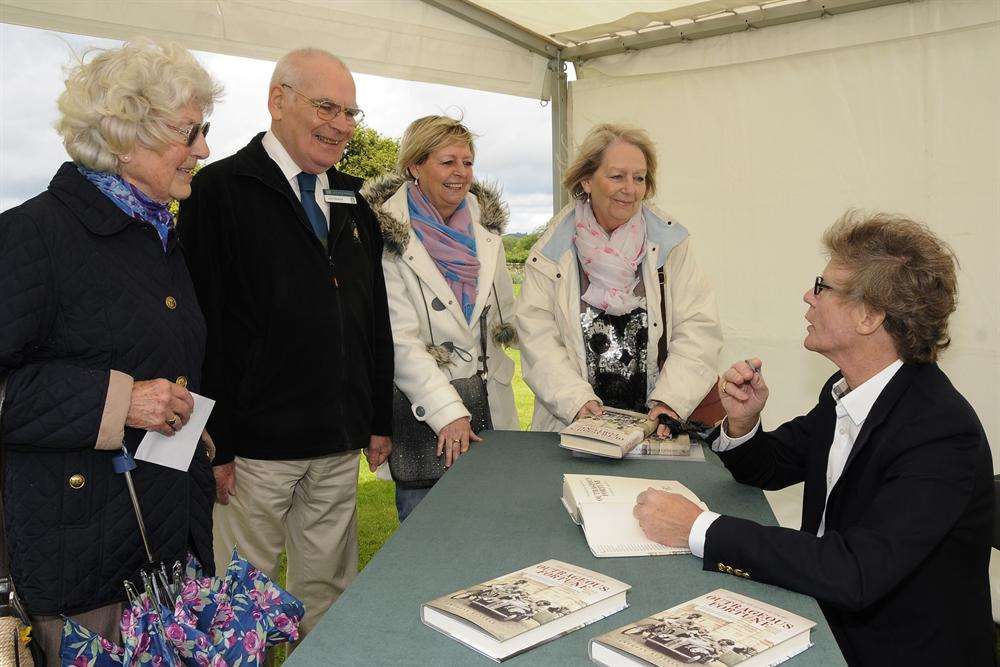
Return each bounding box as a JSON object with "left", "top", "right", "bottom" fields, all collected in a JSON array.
[
  {"left": 363, "top": 115, "right": 519, "bottom": 520},
  {"left": 0, "top": 39, "right": 221, "bottom": 659},
  {"left": 516, "top": 124, "right": 723, "bottom": 435}
]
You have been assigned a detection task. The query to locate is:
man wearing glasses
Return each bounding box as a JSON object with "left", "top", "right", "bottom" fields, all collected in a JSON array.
[
  {"left": 177, "top": 48, "right": 393, "bottom": 641},
  {"left": 633, "top": 212, "right": 993, "bottom": 665}
]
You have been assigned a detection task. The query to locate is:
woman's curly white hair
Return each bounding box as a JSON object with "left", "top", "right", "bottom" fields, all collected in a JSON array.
[{"left": 55, "top": 38, "right": 223, "bottom": 172}]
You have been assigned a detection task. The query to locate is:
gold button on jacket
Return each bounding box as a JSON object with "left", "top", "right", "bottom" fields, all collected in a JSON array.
[
  {"left": 165, "top": 296, "right": 177, "bottom": 310},
  {"left": 68, "top": 474, "right": 86, "bottom": 489}
]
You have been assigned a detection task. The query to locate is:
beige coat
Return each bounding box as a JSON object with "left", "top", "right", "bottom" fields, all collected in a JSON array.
[
  {"left": 515, "top": 202, "right": 722, "bottom": 432},
  {"left": 363, "top": 176, "right": 519, "bottom": 437}
]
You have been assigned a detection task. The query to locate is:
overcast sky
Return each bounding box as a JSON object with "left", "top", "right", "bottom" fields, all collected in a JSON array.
[{"left": 0, "top": 23, "right": 554, "bottom": 233}]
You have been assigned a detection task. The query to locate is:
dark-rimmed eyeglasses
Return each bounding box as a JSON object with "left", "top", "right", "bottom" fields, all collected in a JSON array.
[
  {"left": 281, "top": 83, "right": 364, "bottom": 124},
  {"left": 813, "top": 276, "right": 836, "bottom": 296},
  {"left": 165, "top": 121, "right": 210, "bottom": 147}
]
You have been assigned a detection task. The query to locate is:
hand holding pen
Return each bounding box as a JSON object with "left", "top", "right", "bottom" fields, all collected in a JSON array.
[{"left": 718, "top": 357, "right": 769, "bottom": 434}]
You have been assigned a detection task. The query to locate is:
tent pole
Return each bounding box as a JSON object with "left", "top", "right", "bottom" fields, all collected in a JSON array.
[{"left": 550, "top": 53, "right": 569, "bottom": 214}]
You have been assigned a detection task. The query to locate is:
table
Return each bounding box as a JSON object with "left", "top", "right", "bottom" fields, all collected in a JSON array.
[{"left": 286, "top": 431, "right": 846, "bottom": 665}]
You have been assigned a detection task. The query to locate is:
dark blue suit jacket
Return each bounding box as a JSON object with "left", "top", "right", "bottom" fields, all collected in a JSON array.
[{"left": 705, "top": 363, "right": 994, "bottom": 666}]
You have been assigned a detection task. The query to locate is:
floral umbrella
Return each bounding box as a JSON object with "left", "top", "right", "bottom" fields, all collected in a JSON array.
[{"left": 60, "top": 550, "right": 304, "bottom": 667}]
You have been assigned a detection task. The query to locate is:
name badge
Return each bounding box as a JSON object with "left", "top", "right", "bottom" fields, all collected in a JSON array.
[{"left": 323, "top": 189, "right": 357, "bottom": 205}]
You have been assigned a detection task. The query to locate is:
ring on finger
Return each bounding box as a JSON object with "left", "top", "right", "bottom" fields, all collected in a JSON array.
[
  {"left": 166, "top": 415, "right": 178, "bottom": 426},
  {"left": 721, "top": 380, "right": 728, "bottom": 394}
]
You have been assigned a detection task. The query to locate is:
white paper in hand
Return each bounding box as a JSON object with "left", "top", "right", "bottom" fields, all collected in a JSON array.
[{"left": 135, "top": 392, "right": 215, "bottom": 471}]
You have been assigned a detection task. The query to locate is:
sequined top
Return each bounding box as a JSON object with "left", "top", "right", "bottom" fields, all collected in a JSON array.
[{"left": 581, "top": 305, "right": 649, "bottom": 412}]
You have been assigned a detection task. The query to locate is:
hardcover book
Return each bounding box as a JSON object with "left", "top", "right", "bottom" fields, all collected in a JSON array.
[
  {"left": 562, "top": 474, "right": 707, "bottom": 557},
  {"left": 589, "top": 589, "right": 815, "bottom": 666},
  {"left": 422, "top": 560, "right": 630, "bottom": 662},
  {"left": 559, "top": 408, "right": 661, "bottom": 458}
]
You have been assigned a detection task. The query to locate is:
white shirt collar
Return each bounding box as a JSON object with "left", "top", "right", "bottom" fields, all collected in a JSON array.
[
  {"left": 831, "top": 359, "right": 904, "bottom": 426},
  {"left": 261, "top": 130, "right": 328, "bottom": 188}
]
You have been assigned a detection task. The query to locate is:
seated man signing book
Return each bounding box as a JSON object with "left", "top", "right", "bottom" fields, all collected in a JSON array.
[{"left": 633, "top": 212, "right": 994, "bottom": 666}]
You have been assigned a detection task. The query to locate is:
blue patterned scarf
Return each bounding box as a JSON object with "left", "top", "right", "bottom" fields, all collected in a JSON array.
[
  {"left": 407, "top": 182, "right": 480, "bottom": 322},
  {"left": 78, "top": 166, "right": 174, "bottom": 252}
]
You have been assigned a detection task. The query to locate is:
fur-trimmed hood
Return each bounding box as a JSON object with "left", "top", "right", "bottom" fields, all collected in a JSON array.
[{"left": 360, "top": 173, "right": 509, "bottom": 256}]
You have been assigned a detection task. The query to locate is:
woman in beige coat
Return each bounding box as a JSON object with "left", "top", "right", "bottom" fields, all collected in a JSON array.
[
  {"left": 363, "top": 116, "right": 518, "bottom": 519},
  {"left": 516, "top": 124, "right": 722, "bottom": 434}
]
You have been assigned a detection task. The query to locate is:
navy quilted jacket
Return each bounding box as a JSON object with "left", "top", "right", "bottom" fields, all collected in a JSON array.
[{"left": 0, "top": 163, "right": 215, "bottom": 615}]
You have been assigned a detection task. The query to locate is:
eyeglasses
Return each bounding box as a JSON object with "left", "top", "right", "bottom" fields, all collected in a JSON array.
[
  {"left": 165, "top": 121, "right": 210, "bottom": 147},
  {"left": 813, "top": 276, "right": 837, "bottom": 296},
  {"left": 281, "top": 84, "right": 364, "bottom": 124}
]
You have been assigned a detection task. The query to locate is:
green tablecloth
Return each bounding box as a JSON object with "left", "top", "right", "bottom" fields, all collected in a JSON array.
[{"left": 286, "top": 430, "right": 846, "bottom": 666}]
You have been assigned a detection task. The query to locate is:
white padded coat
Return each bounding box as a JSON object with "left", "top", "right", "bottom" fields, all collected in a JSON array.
[
  {"left": 363, "top": 176, "right": 520, "bottom": 437},
  {"left": 515, "top": 202, "right": 722, "bottom": 432}
]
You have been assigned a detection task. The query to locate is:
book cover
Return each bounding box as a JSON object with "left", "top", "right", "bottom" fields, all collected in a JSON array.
[
  {"left": 425, "top": 560, "right": 630, "bottom": 643},
  {"left": 560, "top": 408, "right": 658, "bottom": 457},
  {"left": 591, "top": 589, "right": 815, "bottom": 666}
]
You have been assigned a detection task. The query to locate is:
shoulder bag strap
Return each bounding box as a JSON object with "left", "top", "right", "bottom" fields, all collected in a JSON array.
[
  {"left": 657, "top": 266, "right": 668, "bottom": 369},
  {"left": 0, "top": 374, "right": 8, "bottom": 579},
  {"left": 415, "top": 281, "right": 436, "bottom": 347}
]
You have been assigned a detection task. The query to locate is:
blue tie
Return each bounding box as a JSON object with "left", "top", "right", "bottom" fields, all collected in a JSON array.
[{"left": 296, "top": 172, "right": 328, "bottom": 245}]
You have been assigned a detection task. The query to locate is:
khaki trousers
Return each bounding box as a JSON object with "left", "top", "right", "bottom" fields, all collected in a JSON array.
[
  {"left": 33, "top": 602, "right": 122, "bottom": 667},
  {"left": 213, "top": 451, "right": 360, "bottom": 638}
]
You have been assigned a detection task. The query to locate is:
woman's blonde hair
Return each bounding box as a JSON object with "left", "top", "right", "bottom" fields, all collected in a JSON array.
[
  {"left": 55, "top": 38, "right": 223, "bottom": 172},
  {"left": 562, "top": 123, "right": 658, "bottom": 200},
  {"left": 396, "top": 115, "right": 476, "bottom": 180}
]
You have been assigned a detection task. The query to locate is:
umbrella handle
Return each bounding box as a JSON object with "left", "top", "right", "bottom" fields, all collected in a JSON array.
[
  {"left": 124, "top": 470, "right": 157, "bottom": 565},
  {"left": 113, "top": 448, "right": 157, "bottom": 565}
]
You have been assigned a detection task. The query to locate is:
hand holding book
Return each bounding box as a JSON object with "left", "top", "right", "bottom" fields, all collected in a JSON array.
[
  {"left": 633, "top": 488, "right": 704, "bottom": 549},
  {"left": 647, "top": 400, "right": 679, "bottom": 438}
]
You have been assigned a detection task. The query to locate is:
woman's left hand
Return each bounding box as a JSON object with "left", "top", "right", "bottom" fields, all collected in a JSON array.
[
  {"left": 648, "top": 401, "right": 680, "bottom": 438},
  {"left": 436, "top": 417, "right": 483, "bottom": 468}
]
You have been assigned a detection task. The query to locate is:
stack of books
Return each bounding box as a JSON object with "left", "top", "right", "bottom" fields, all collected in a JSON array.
[{"left": 559, "top": 407, "right": 702, "bottom": 461}]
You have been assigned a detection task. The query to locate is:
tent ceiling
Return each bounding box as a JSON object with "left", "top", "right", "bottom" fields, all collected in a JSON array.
[
  {"left": 472, "top": 0, "right": 766, "bottom": 44},
  {"left": 0, "top": 0, "right": 552, "bottom": 99}
]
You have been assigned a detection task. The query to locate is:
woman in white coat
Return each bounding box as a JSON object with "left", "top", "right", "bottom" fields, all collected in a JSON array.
[
  {"left": 516, "top": 124, "right": 722, "bottom": 434},
  {"left": 363, "top": 116, "right": 518, "bottom": 520}
]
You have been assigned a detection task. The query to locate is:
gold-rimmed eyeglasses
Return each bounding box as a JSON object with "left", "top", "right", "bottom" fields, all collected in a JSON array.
[
  {"left": 281, "top": 83, "right": 364, "bottom": 124},
  {"left": 165, "top": 121, "right": 210, "bottom": 147}
]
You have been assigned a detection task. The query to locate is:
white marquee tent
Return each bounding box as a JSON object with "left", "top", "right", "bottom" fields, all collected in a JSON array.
[{"left": 2, "top": 0, "right": 998, "bottom": 577}]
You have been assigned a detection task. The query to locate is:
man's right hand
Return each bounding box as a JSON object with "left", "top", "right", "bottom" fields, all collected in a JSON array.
[
  {"left": 719, "top": 358, "right": 769, "bottom": 437},
  {"left": 214, "top": 462, "right": 236, "bottom": 505}
]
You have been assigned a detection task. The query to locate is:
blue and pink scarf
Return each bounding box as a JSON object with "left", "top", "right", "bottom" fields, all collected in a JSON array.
[
  {"left": 78, "top": 166, "right": 174, "bottom": 253},
  {"left": 407, "top": 182, "right": 480, "bottom": 322}
]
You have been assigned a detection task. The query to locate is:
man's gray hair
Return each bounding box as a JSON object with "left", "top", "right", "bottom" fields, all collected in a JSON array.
[{"left": 270, "top": 48, "right": 345, "bottom": 89}]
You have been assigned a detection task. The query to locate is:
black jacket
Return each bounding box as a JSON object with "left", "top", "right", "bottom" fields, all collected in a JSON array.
[
  {"left": 177, "top": 133, "right": 393, "bottom": 464},
  {"left": 0, "top": 163, "right": 215, "bottom": 614},
  {"left": 705, "top": 363, "right": 994, "bottom": 666}
]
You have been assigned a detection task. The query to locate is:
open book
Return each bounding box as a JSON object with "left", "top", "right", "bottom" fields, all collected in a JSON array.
[
  {"left": 590, "top": 589, "right": 815, "bottom": 666},
  {"left": 422, "top": 560, "right": 630, "bottom": 662},
  {"left": 561, "top": 474, "right": 707, "bottom": 557},
  {"left": 560, "top": 408, "right": 663, "bottom": 458}
]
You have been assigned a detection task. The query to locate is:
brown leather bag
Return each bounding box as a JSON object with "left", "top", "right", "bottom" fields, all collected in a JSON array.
[{"left": 656, "top": 267, "right": 726, "bottom": 426}]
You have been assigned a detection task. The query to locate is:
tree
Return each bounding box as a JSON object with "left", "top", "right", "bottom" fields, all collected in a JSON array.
[
  {"left": 338, "top": 124, "right": 400, "bottom": 180},
  {"left": 503, "top": 231, "right": 542, "bottom": 264}
]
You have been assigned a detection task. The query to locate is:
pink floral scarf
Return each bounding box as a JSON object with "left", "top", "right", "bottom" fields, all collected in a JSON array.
[{"left": 573, "top": 200, "right": 646, "bottom": 315}]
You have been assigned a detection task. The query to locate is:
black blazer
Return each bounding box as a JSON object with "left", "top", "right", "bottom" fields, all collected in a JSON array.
[
  {"left": 178, "top": 133, "right": 394, "bottom": 464},
  {"left": 704, "top": 363, "right": 994, "bottom": 666}
]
